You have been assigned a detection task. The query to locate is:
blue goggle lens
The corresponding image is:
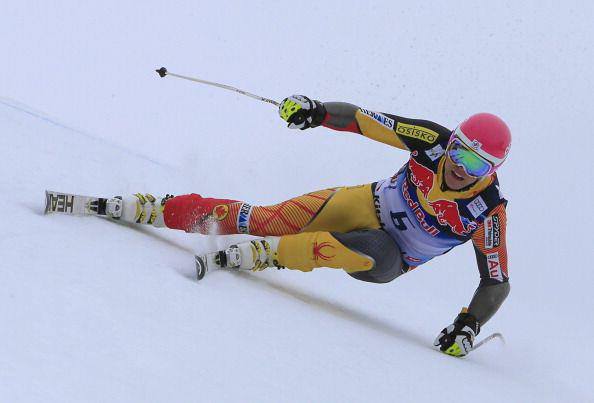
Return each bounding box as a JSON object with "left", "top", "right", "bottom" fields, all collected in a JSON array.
[{"left": 447, "top": 139, "right": 492, "bottom": 177}]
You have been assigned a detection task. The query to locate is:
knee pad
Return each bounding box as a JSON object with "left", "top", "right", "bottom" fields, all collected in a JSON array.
[
  {"left": 333, "top": 230, "right": 404, "bottom": 284},
  {"left": 163, "top": 194, "right": 238, "bottom": 232}
]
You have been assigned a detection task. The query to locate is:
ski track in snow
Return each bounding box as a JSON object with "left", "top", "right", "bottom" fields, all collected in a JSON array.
[{"left": 0, "top": 97, "right": 172, "bottom": 170}]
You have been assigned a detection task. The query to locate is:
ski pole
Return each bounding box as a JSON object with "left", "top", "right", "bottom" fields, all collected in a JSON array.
[
  {"left": 472, "top": 332, "right": 505, "bottom": 351},
  {"left": 155, "top": 67, "right": 280, "bottom": 107}
]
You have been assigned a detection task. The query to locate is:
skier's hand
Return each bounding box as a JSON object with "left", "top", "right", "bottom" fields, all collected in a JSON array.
[
  {"left": 433, "top": 311, "right": 480, "bottom": 357},
  {"left": 279, "top": 95, "right": 325, "bottom": 130}
]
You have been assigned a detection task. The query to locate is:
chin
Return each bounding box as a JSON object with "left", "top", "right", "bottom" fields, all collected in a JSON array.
[{"left": 445, "top": 172, "right": 466, "bottom": 190}]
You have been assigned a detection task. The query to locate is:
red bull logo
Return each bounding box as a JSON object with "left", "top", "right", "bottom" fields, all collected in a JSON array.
[
  {"left": 408, "top": 152, "right": 434, "bottom": 198},
  {"left": 406, "top": 154, "right": 477, "bottom": 236},
  {"left": 402, "top": 181, "right": 439, "bottom": 236},
  {"left": 429, "top": 200, "right": 477, "bottom": 236}
]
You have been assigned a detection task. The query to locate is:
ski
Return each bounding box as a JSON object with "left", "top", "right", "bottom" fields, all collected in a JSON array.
[
  {"left": 195, "top": 255, "right": 208, "bottom": 280},
  {"left": 472, "top": 332, "right": 505, "bottom": 351},
  {"left": 194, "top": 242, "right": 251, "bottom": 281},
  {"left": 44, "top": 190, "right": 123, "bottom": 219},
  {"left": 194, "top": 251, "right": 226, "bottom": 281},
  {"left": 44, "top": 190, "right": 107, "bottom": 216}
]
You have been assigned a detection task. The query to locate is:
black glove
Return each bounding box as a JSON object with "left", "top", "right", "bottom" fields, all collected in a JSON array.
[
  {"left": 434, "top": 311, "right": 480, "bottom": 357},
  {"left": 278, "top": 95, "right": 326, "bottom": 130}
]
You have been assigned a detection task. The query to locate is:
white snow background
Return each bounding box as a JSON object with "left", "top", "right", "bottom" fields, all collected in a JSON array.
[{"left": 1, "top": 1, "right": 593, "bottom": 402}]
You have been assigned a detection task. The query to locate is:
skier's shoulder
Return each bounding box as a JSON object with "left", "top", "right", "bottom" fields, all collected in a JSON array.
[
  {"left": 463, "top": 174, "right": 507, "bottom": 222},
  {"left": 484, "top": 173, "right": 507, "bottom": 207}
]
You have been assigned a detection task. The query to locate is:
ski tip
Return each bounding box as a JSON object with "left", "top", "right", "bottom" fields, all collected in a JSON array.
[
  {"left": 155, "top": 67, "right": 168, "bottom": 78},
  {"left": 44, "top": 190, "right": 53, "bottom": 215},
  {"left": 195, "top": 255, "right": 207, "bottom": 281}
]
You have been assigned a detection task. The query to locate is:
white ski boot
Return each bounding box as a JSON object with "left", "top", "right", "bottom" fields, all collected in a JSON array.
[
  {"left": 105, "top": 193, "right": 174, "bottom": 227},
  {"left": 195, "top": 237, "right": 281, "bottom": 280}
]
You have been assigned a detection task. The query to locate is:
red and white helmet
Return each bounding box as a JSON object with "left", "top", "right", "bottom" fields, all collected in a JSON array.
[{"left": 450, "top": 113, "right": 511, "bottom": 175}]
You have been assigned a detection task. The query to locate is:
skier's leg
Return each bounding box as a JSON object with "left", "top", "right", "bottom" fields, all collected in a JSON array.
[
  {"left": 278, "top": 229, "right": 405, "bottom": 282},
  {"left": 121, "top": 183, "right": 380, "bottom": 235},
  {"left": 333, "top": 230, "right": 406, "bottom": 283},
  {"left": 241, "top": 183, "right": 380, "bottom": 235},
  {"left": 300, "top": 184, "right": 381, "bottom": 233},
  {"left": 111, "top": 193, "right": 239, "bottom": 230},
  {"left": 159, "top": 189, "right": 337, "bottom": 234},
  {"left": 203, "top": 229, "right": 405, "bottom": 283}
]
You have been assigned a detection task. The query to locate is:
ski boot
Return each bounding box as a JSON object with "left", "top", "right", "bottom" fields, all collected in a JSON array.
[
  {"left": 195, "top": 237, "right": 282, "bottom": 280},
  {"left": 103, "top": 193, "right": 174, "bottom": 227}
]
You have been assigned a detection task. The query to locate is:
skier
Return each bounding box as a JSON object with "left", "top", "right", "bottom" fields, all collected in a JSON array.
[{"left": 105, "top": 95, "right": 511, "bottom": 357}]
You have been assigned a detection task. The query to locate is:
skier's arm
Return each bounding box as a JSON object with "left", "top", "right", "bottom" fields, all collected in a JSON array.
[
  {"left": 278, "top": 95, "right": 451, "bottom": 151},
  {"left": 467, "top": 204, "right": 510, "bottom": 325},
  {"left": 434, "top": 205, "right": 509, "bottom": 357},
  {"left": 321, "top": 102, "right": 453, "bottom": 152}
]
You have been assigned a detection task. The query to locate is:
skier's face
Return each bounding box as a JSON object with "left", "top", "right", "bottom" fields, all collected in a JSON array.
[{"left": 444, "top": 155, "right": 479, "bottom": 190}]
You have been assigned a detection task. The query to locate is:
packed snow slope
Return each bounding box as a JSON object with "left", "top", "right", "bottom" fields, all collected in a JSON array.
[{"left": 1, "top": 1, "right": 593, "bottom": 402}]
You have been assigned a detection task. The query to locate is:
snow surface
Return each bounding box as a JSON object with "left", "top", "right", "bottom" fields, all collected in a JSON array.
[{"left": 2, "top": 1, "right": 593, "bottom": 402}]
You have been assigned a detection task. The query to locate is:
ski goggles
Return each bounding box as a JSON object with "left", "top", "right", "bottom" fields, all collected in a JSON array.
[{"left": 446, "top": 137, "right": 493, "bottom": 177}]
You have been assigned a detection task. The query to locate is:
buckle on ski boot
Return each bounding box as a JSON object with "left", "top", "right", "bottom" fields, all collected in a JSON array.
[{"left": 105, "top": 196, "right": 123, "bottom": 219}]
